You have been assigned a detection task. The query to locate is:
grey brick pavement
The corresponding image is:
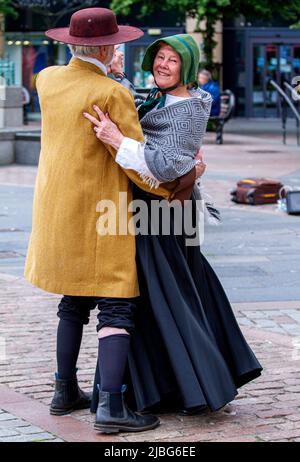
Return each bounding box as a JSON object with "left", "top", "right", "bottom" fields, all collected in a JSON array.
[
  {"left": 0, "top": 409, "right": 63, "bottom": 442},
  {"left": 1, "top": 131, "right": 300, "bottom": 441}
]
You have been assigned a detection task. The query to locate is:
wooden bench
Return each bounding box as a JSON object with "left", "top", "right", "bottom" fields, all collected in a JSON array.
[{"left": 209, "top": 89, "right": 235, "bottom": 144}]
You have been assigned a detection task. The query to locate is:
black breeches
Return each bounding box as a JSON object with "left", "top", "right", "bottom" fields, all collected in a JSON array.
[{"left": 57, "top": 295, "right": 137, "bottom": 335}]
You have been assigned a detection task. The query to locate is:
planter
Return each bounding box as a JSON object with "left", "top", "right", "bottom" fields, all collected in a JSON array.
[{"left": 15, "top": 132, "right": 41, "bottom": 165}]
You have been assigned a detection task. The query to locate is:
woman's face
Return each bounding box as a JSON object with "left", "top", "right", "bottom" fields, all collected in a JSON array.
[{"left": 153, "top": 44, "right": 181, "bottom": 89}]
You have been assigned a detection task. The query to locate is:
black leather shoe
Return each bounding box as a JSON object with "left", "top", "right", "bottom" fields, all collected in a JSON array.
[
  {"left": 50, "top": 374, "right": 92, "bottom": 416},
  {"left": 95, "top": 389, "right": 160, "bottom": 434}
]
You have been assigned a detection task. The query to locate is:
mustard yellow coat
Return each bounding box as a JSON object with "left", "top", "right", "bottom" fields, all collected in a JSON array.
[{"left": 24, "top": 58, "right": 176, "bottom": 297}]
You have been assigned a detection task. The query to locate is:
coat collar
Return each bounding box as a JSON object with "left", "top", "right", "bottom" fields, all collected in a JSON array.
[{"left": 68, "top": 57, "right": 107, "bottom": 77}]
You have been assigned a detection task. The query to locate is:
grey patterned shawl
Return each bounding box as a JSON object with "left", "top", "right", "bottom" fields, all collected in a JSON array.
[
  {"left": 119, "top": 78, "right": 212, "bottom": 184},
  {"left": 139, "top": 87, "right": 212, "bottom": 184},
  {"left": 119, "top": 77, "right": 221, "bottom": 223}
]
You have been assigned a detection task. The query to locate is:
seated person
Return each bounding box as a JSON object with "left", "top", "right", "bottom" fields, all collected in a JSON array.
[{"left": 198, "top": 69, "right": 221, "bottom": 117}]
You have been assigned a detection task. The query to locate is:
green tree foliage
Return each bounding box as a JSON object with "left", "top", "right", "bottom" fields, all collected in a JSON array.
[
  {"left": 0, "top": 0, "right": 16, "bottom": 15},
  {"left": 110, "top": 0, "right": 300, "bottom": 67},
  {"left": 0, "top": 1, "right": 17, "bottom": 58}
]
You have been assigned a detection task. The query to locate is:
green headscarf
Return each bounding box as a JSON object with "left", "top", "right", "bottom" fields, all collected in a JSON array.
[
  {"left": 138, "top": 34, "right": 200, "bottom": 119},
  {"left": 142, "top": 34, "right": 200, "bottom": 87}
]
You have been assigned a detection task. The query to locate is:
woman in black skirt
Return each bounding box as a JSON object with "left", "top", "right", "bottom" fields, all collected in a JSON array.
[{"left": 86, "top": 34, "right": 262, "bottom": 415}]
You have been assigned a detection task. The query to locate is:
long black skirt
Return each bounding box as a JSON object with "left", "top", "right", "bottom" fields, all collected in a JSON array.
[{"left": 91, "top": 187, "right": 262, "bottom": 413}]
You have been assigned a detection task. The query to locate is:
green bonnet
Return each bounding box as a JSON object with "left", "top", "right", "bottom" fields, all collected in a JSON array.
[{"left": 141, "top": 34, "right": 200, "bottom": 86}]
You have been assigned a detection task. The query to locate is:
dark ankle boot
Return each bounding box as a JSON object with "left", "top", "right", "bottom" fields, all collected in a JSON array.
[
  {"left": 95, "top": 389, "right": 160, "bottom": 434},
  {"left": 50, "top": 374, "right": 92, "bottom": 416}
]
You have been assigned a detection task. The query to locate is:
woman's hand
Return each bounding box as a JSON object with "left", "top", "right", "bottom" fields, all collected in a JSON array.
[
  {"left": 83, "top": 105, "right": 125, "bottom": 150},
  {"left": 195, "top": 147, "right": 207, "bottom": 179}
]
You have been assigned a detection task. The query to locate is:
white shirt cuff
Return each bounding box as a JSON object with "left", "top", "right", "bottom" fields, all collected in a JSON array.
[{"left": 116, "top": 137, "right": 161, "bottom": 188}]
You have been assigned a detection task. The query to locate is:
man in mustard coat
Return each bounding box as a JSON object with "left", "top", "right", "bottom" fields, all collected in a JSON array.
[{"left": 24, "top": 8, "right": 190, "bottom": 434}]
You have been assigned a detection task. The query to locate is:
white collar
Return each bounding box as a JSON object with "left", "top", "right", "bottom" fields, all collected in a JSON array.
[
  {"left": 74, "top": 55, "right": 107, "bottom": 75},
  {"left": 166, "top": 93, "right": 189, "bottom": 100}
]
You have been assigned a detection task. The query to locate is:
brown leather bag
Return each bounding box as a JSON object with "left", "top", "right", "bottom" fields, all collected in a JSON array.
[{"left": 231, "top": 178, "right": 283, "bottom": 205}]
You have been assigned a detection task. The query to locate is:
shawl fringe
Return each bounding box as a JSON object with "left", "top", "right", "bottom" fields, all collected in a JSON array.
[{"left": 138, "top": 171, "right": 161, "bottom": 189}]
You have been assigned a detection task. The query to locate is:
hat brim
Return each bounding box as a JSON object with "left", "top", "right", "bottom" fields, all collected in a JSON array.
[
  {"left": 45, "top": 25, "right": 144, "bottom": 46},
  {"left": 141, "top": 39, "right": 163, "bottom": 72}
]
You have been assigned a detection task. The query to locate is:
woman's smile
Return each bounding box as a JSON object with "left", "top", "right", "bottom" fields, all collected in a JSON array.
[
  {"left": 157, "top": 70, "right": 170, "bottom": 77},
  {"left": 157, "top": 69, "right": 170, "bottom": 77}
]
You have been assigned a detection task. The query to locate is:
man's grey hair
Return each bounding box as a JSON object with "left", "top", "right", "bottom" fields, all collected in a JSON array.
[
  {"left": 199, "top": 69, "right": 212, "bottom": 80},
  {"left": 68, "top": 44, "right": 101, "bottom": 57}
]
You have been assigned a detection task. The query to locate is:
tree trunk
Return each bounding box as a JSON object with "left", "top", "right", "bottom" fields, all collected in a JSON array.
[
  {"left": 203, "top": 16, "right": 216, "bottom": 69},
  {"left": 0, "top": 13, "right": 5, "bottom": 59}
]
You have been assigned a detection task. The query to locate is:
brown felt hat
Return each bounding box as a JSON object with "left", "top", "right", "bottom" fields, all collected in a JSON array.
[{"left": 45, "top": 7, "right": 144, "bottom": 46}]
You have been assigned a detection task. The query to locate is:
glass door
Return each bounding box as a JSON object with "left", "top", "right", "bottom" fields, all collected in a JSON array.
[
  {"left": 265, "top": 45, "right": 279, "bottom": 117},
  {"left": 252, "top": 44, "right": 279, "bottom": 117},
  {"left": 252, "top": 43, "right": 298, "bottom": 117},
  {"left": 293, "top": 45, "right": 300, "bottom": 76},
  {"left": 279, "top": 45, "right": 292, "bottom": 86},
  {"left": 252, "top": 45, "right": 265, "bottom": 117}
]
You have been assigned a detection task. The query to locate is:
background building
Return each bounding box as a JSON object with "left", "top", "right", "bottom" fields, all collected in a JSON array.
[
  {"left": 3, "top": 3, "right": 185, "bottom": 117},
  {"left": 3, "top": 5, "right": 300, "bottom": 119},
  {"left": 223, "top": 16, "right": 300, "bottom": 117}
]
